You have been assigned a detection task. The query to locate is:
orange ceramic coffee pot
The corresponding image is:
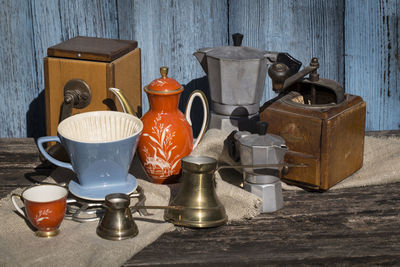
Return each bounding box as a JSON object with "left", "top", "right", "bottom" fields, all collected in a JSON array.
[{"left": 110, "top": 67, "right": 209, "bottom": 184}]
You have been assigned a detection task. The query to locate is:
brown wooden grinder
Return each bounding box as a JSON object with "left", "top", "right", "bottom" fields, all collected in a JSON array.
[
  {"left": 261, "top": 58, "right": 366, "bottom": 190},
  {"left": 44, "top": 36, "right": 142, "bottom": 138}
]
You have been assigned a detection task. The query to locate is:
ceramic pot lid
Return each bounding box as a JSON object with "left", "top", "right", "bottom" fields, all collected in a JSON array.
[{"left": 145, "top": 66, "right": 183, "bottom": 94}]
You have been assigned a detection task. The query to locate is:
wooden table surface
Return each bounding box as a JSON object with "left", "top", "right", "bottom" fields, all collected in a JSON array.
[{"left": 1, "top": 136, "right": 400, "bottom": 266}]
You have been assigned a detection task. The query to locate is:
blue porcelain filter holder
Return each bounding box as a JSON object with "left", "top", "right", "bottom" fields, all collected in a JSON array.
[{"left": 37, "top": 111, "right": 143, "bottom": 200}]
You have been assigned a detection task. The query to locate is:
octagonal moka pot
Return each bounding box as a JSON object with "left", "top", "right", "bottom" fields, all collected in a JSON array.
[
  {"left": 234, "top": 132, "right": 288, "bottom": 184},
  {"left": 194, "top": 34, "right": 272, "bottom": 117}
]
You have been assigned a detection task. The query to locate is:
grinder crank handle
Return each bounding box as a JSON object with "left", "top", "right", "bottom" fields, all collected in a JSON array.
[
  {"left": 276, "top": 53, "right": 302, "bottom": 76},
  {"left": 263, "top": 51, "right": 302, "bottom": 71},
  {"left": 264, "top": 52, "right": 302, "bottom": 93},
  {"left": 269, "top": 57, "right": 319, "bottom": 93}
]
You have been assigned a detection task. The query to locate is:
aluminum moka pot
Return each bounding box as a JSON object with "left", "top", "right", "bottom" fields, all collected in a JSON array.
[
  {"left": 164, "top": 156, "right": 227, "bottom": 228},
  {"left": 235, "top": 131, "right": 288, "bottom": 184},
  {"left": 194, "top": 33, "right": 274, "bottom": 116},
  {"left": 232, "top": 131, "right": 288, "bottom": 213}
]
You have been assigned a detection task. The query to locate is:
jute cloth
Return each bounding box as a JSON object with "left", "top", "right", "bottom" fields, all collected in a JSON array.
[{"left": 0, "top": 129, "right": 261, "bottom": 267}]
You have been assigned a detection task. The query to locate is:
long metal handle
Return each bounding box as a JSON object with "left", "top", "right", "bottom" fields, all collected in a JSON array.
[
  {"left": 66, "top": 204, "right": 185, "bottom": 223},
  {"left": 217, "top": 163, "right": 307, "bottom": 172},
  {"left": 131, "top": 205, "right": 184, "bottom": 211}
]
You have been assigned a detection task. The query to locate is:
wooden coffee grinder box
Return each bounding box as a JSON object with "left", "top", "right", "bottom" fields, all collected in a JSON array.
[
  {"left": 260, "top": 74, "right": 366, "bottom": 190},
  {"left": 44, "top": 36, "right": 142, "bottom": 137}
]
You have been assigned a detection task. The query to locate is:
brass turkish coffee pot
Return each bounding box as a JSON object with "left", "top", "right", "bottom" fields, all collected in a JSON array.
[
  {"left": 96, "top": 193, "right": 184, "bottom": 240},
  {"left": 165, "top": 156, "right": 227, "bottom": 228},
  {"left": 97, "top": 193, "right": 138, "bottom": 240}
]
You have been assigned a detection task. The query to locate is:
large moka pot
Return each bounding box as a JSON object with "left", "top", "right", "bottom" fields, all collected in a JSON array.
[{"left": 194, "top": 34, "right": 276, "bottom": 117}]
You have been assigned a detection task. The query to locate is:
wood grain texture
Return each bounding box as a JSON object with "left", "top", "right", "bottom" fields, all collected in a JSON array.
[
  {"left": 57, "top": 0, "right": 118, "bottom": 41},
  {"left": 0, "top": 138, "right": 50, "bottom": 197},
  {"left": 229, "top": 0, "right": 345, "bottom": 104},
  {"left": 0, "top": 138, "right": 41, "bottom": 169},
  {"left": 345, "top": 0, "right": 400, "bottom": 131},
  {"left": 117, "top": 0, "right": 228, "bottom": 113},
  {"left": 28, "top": 0, "right": 63, "bottom": 139},
  {"left": 44, "top": 57, "right": 109, "bottom": 136},
  {"left": 0, "top": 0, "right": 37, "bottom": 138},
  {"left": 125, "top": 182, "right": 400, "bottom": 266},
  {"left": 31, "top": 0, "right": 63, "bottom": 99}
]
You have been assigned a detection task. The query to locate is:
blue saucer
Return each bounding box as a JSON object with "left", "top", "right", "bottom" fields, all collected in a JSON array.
[{"left": 68, "top": 174, "right": 138, "bottom": 201}]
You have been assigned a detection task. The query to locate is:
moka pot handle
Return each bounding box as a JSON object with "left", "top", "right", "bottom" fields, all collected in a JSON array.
[{"left": 185, "top": 90, "right": 209, "bottom": 149}]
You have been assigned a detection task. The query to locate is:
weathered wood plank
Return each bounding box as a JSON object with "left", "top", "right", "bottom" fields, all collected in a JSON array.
[
  {"left": 117, "top": 0, "right": 228, "bottom": 114},
  {"left": 28, "top": 0, "right": 63, "bottom": 138},
  {"left": 0, "top": 0, "right": 37, "bottom": 138},
  {"left": 229, "top": 0, "right": 345, "bottom": 104},
  {"left": 0, "top": 138, "right": 52, "bottom": 197},
  {"left": 57, "top": 0, "right": 118, "bottom": 40},
  {"left": 125, "top": 182, "right": 400, "bottom": 266},
  {"left": 345, "top": 0, "right": 400, "bottom": 131},
  {"left": 0, "top": 138, "right": 42, "bottom": 168}
]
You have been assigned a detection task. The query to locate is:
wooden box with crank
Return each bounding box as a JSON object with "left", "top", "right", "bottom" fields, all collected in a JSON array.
[
  {"left": 261, "top": 58, "right": 366, "bottom": 190},
  {"left": 44, "top": 36, "right": 142, "bottom": 137}
]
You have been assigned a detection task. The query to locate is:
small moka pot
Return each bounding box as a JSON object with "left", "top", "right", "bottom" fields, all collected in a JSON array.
[{"left": 228, "top": 131, "right": 288, "bottom": 213}]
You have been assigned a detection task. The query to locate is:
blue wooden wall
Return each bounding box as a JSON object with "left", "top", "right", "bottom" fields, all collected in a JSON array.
[{"left": 0, "top": 0, "right": 399, "bottom": 137}]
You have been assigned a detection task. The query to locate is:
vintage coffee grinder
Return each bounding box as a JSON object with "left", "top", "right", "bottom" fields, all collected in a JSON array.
[
  {"left": 194, "top": 34, "right": 301, "bottom": 132},
  {"left": 261, "top": 58, "right": 366, "bottom": 190},
  {"left": 44, "top": 36, "right": 142, "bottom": 139}
]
